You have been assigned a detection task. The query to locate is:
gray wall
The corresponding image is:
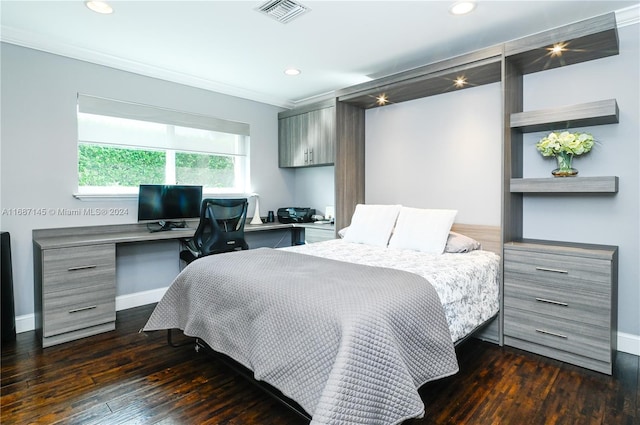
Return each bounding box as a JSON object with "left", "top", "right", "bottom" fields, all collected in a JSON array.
[
  {"left": 293, "top": 166, "right": 335, "bottom": 218},
  {"left": 364, "top": 23, "right": 639, "bottom": 344},
  {"left": 365, "top": 81, "right": 502, "bottom": 226},
  {"left": 0, "top": 43, "right": 294, "bottom": 320}
]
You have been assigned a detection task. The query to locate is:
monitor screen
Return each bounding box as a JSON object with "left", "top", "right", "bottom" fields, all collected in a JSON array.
[{"left": 137, "top": 185, "right": 202, "bottom": 223}]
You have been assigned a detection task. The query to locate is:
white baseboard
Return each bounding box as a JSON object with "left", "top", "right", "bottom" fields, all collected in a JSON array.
[
  {"left": 15, "top": 313, "right": 35, "bottom": 334},
  {"left": 617, "top": 332, "right": 640, "bottom": 356},
  {"left": 13, "top": 294, "right": 640, "bottom": 357},
  {"left": 114, "top": 287, "right": 168, "bottom": 311}
]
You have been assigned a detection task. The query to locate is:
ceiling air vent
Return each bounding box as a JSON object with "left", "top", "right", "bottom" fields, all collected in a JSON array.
[{"left": 256, "top": 0, "right": 310, "bottom": 24}]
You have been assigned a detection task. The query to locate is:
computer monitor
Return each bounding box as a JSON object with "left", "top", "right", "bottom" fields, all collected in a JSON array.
[{"left": 137, "top": 185, "right": 202, "bottom": 229}]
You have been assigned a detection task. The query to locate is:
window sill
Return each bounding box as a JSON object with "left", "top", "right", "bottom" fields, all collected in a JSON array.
[{"left": 73, "top": 193, "right": 137, "bottom": 201}]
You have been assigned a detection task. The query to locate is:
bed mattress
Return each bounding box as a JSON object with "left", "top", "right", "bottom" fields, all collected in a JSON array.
[{"left": 283, "top": 239, "right": 500, "bottom": 343}]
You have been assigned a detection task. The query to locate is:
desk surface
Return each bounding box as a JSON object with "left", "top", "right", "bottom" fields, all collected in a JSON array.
[{"left": 33, "top": 222, "right": 334, "bottom": 250}]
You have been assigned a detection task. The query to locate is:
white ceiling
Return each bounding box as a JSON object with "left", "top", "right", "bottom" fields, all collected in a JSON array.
[{"left": 1, "top": 1, "right": 638, "bottom": 108}]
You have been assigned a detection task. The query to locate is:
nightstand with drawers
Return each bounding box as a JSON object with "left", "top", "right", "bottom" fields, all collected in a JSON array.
[{"left": 503, "top": 240, "right": 618, "bottom": 375}]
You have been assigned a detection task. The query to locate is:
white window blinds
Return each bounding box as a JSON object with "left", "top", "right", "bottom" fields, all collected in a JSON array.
[{"left": 77, "top": 94, "right": 250, "bottom": 156}]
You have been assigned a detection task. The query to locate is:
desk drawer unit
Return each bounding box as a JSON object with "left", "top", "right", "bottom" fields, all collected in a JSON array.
[
  {"left": 304, "top": 226, "right": 335, "bottom": 244},
  {"left": 35, "top": 243, "right": 116, "bottom": 347},
  {"left": 503, "top": 241, "right": 618, "bottom": 374}
]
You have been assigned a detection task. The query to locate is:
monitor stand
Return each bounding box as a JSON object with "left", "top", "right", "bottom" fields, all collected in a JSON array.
[{"left": 147, "top": 220, "right": 188, "bottom": 233}]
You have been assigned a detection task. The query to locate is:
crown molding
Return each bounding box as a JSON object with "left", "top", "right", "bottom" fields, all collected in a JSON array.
[
  {"left": 616, "top": 4, "right": 640, "bottom": 27},
  {"left": 2, "top": 5, "right": 636, "bottom": 111},
  {"left": 0, "top": 26, "right": 295, "bottom": 109}
]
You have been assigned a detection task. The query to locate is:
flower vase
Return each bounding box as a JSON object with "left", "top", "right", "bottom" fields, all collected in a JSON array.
[{"left": 551, "top": 152, "right": 578, "bottom": 177}]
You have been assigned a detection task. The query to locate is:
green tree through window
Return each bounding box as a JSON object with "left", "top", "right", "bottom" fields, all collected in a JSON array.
[
  {"left": 79, "top": 144, "right": 237, "bottom": 189},
  {"left": 78, "top": 144, "right": 165, "bottom": 186},
  {"left": 175, "top": 152, "right": 235, "bottom": 188}
]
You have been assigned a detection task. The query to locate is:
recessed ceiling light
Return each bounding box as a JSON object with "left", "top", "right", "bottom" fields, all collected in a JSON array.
[
  {"left": 376, "top": 94, "right": 389, "bottom": 106},
  {"left": 449, "top": 1, "right": 476, "bottom": 15},
  {"left": 454, "top": 76, "right": 467, "bottom": 88},
  {"left": 548, "top": 42, "right": 568, "bottom": 57},
  {"left": 85, "top": 1, "right": 113, "bottom": 15},
  {"left": 284, "top": 68, "right": 301, "bottom": 76}
]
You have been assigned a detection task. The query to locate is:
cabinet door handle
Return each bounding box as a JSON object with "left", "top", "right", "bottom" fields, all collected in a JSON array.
[
  {"left": 535, "top": 328, "right": 568, "bottom": 339},
  {"left": 535, "top": 266, "right": 568, "bottom": 274},
  {"left": 68, "top": 305, "right": 97, "bottom": 314},
  {"left": 67, "top": 264, "right": 97, "bottom": 271},
  {"left": 308, "top": 148, "right": 313, "bottom": 163},
  {"left": 535, "top": 297, "right": 569, "bottom": 307}
]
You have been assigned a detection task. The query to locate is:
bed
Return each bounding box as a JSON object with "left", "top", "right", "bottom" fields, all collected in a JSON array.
[{"left": 143, "top": 205, "right": 501, "bottom": 425}]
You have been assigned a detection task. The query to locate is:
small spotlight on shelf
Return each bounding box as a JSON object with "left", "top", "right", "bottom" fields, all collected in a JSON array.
[
  {"left": 376, "top": 94, "right": 389, "bottom": 106},
  {"left": 548, "top": 42, "right": 568, "bottom": 57},
  {"left": 454, "top": 76, "right": 467, "bottom": 88}
]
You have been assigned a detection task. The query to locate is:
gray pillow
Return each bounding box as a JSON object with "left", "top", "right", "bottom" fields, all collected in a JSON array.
[{"left": 444, "top": 232, "right": 481, "bottom": 253}]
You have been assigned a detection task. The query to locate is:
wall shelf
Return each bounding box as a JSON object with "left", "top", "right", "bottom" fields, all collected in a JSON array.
[
  {"left": 510, "top": 99, "right": 619, "bottom": 133},
  {"left": 510, "top": 176, "right": 619, "bottom": 193}
]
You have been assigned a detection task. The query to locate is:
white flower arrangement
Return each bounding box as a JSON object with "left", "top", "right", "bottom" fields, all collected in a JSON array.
[{"left": 535, "top": 131, "right": 595, "bottom": 157}]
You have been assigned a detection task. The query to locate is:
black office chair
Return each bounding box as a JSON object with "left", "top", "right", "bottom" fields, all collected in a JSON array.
[{"left": 180, "top": 198, "right": 249, "bottom": 264}]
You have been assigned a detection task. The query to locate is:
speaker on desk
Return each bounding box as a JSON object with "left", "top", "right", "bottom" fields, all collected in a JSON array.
[{"left": 1, "top": 231, "right": 16, "bottom": 342}]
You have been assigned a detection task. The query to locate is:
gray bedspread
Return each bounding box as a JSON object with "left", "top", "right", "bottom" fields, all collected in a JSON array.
[{"left": 143, "top": 248, "right": 459, "bottom": 425}]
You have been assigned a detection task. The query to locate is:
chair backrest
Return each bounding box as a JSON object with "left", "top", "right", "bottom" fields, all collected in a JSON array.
[{"left": 193, "top": 198, "right": 249, "bottom": 256}]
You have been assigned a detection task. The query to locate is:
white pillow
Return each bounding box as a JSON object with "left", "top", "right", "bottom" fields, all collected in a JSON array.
[
  {"left": 388, "top": 207, "right": 458, "bottom": 254},
  {"left": 343, "top": 204, "right": 401, "bottom": 247}
]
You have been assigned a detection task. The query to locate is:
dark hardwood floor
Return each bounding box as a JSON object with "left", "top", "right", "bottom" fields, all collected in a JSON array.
[{"left": 2, "top": 304, "right": 638, "bottom": 424}]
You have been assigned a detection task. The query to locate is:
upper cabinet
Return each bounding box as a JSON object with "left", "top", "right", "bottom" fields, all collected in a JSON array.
[{"left": 278, "top": 101, "right": 335, "bottom": 168}]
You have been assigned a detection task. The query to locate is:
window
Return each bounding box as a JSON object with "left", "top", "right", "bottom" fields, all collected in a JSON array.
[{"left": 76, "top": 94, "right": 250, "bottom": 195}]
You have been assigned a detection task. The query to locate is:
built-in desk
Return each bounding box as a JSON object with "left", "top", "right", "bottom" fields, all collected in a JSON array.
[
  {"left": 33, "top": 222, "right": 303, "bottom": 249},
  {"left": 32, "top": 222, "right": 306, "bottom": 347}
]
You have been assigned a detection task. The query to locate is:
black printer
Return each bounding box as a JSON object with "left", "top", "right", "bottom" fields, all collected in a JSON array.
[{"left": 277, "top": 207, "right": 315, "bottom": 223}]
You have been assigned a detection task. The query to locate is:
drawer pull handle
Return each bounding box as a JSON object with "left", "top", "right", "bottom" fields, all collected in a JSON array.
[
  {"left": 535, "top": 328, "right": 568, "bottom": 339},
  {"left": 535, "top": 297, "right": 569, "bottom": 307},
  {"left": 68, "top": 264, "right": 97, "bottom": 271},
  {"left": 68, "top": 305, "right": 97, "bottom": 314},
  {"left": 535, "top": 266, "right": 568, "bottom": 274}
]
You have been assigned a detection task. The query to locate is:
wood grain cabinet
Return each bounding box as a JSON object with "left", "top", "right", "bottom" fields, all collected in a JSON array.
[
  {"left": 501, "top": 13, "right": 621, "bottom": 366},
  {"left": 34, "top": 243, "right": 116, "bottom": 347},
  {"left": 503, "top": 241, "right": 618, "bottom": 374},
  {"left": 278, "top": 102, "right": 335, "bottom": 168},
  {"left": 303, "top": 225, "right": 335, "bottom": 244}
]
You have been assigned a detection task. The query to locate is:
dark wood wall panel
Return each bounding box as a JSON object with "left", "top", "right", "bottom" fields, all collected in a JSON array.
[{"left": 334, "top": 101, "right": 365, "bottom": 231}]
